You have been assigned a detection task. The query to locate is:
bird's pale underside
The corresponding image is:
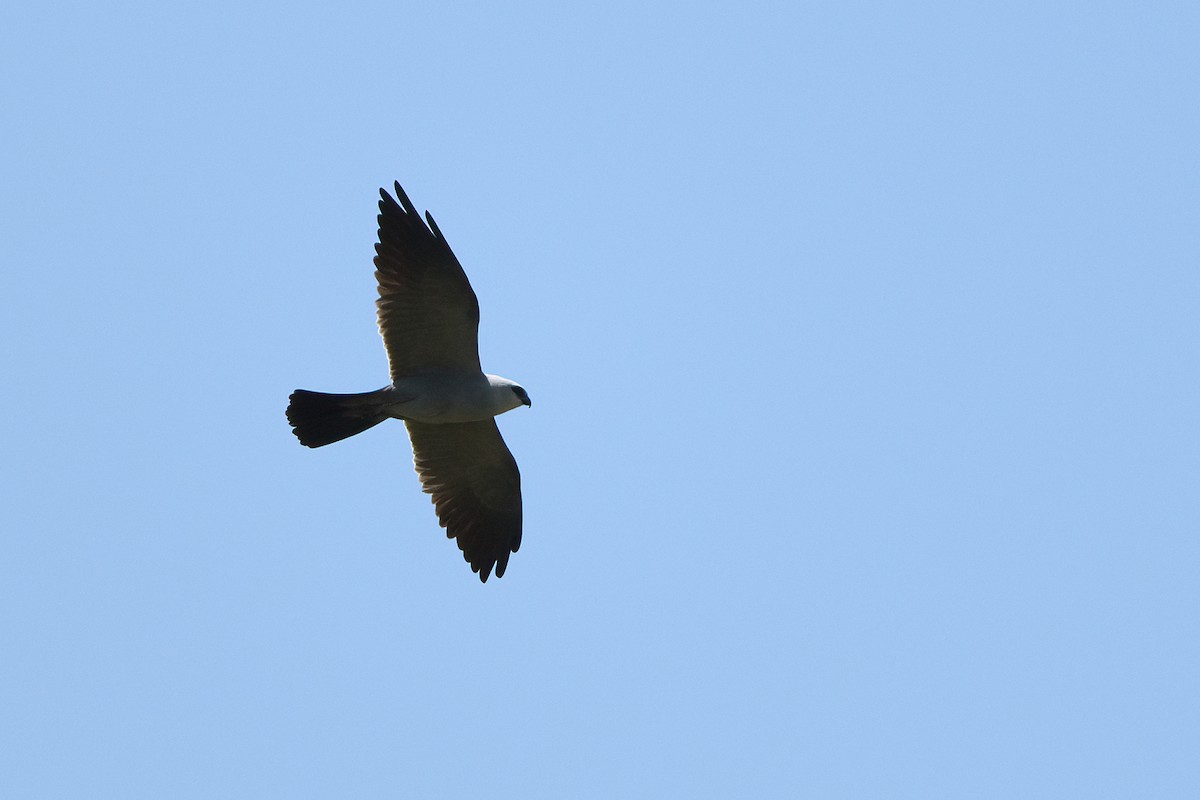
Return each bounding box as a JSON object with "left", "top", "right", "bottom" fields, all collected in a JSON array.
[{"left": 286, "top": 182, "right": 530, "bottom": 582}]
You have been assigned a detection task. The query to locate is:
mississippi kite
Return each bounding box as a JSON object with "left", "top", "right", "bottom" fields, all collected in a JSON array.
[{"left": 286, "top": 182, "right": 531, "bottom": 581}]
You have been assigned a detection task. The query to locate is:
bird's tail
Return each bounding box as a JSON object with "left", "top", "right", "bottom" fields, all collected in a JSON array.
[{"left": 286, "top": 389, "right": 391, "bottom": 448}]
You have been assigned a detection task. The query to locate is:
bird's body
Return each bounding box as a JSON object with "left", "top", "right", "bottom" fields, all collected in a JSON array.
[
  {"left": 286, "top": 182, "right": 530, "bottom": 581},
  {"left": 390, "top": 372, "right": 530, "bottom": 424}
]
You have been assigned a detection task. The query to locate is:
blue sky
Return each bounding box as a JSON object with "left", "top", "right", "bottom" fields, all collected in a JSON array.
[{"left": 3, "top": 1, "right": 1198, "bottom": 797}]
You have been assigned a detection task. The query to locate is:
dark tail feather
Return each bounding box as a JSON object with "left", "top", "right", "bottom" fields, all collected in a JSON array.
[{"left": 286, "top": 389, "right": 391, "bottom": 448}]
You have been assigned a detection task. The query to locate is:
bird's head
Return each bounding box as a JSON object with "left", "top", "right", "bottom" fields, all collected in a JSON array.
[
  {"left": 510, "top": 384, "right": 532, "bottom": 408},
  {"left": 487, "top": 375, "right": 532, "bottom": 413}
]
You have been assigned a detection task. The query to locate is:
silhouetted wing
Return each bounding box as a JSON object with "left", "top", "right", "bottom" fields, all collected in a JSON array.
[
  {"left": 375, "top": 182, "right": 481, "bottom": 378},
  {"left": 406, "top": 419, "right": 522, "bottom": 582}
]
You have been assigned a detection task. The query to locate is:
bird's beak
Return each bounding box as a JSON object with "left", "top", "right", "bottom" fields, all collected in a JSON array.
[{"left": 523, "top": 398, "right": 532, "bottom": 408}]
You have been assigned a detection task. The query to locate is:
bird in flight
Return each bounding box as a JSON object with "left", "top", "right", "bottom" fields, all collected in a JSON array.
[{"left": 286, "top": 182, "right": 531, "bottom": 582}]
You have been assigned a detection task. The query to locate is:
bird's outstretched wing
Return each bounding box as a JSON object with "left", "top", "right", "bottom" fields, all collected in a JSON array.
[
  {"left": 375, "top": 182, "right": 481, "bottom": 378},
  {"left": 406, "top": 419, "right": 522, "bottom": 581}
]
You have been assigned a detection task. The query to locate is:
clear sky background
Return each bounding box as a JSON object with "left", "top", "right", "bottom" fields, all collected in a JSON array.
[{"left": 2, "top": 1, "right": 1197, "bottom": 797}]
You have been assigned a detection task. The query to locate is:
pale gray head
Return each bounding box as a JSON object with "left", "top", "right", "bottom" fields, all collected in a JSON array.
[{"left": 486, "top": 374, "right": 532, "bottom": 413}]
